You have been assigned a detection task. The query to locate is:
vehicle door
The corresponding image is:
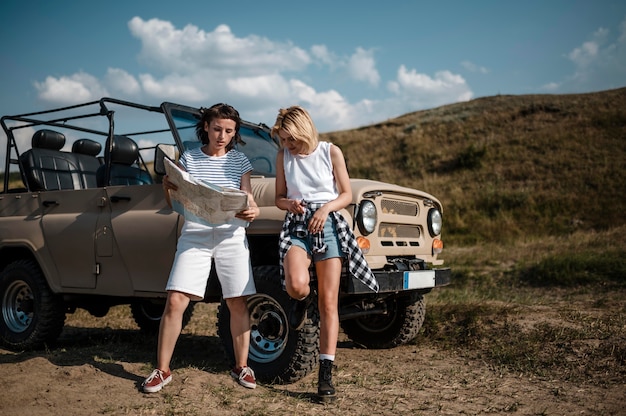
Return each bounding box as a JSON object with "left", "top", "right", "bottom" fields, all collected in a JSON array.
[
  {"left": 39, "top": 188, "right": 105, "bottom": 289},
  {"left": 95, "top": 184, "right": 180, "bottom": 295}
]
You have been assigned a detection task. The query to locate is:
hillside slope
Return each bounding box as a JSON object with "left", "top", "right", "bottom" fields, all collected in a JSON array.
[{"left": 323, "top": 88, "right": 626, "bottom": 244}]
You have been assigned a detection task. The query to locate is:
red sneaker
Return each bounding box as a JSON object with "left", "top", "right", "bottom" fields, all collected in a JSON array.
[
  {"left": 230, "top": 366, "right": 257, "bottom": 389},
  {"left": 142, "top": 369, "right": 172, "bottom": 393}
]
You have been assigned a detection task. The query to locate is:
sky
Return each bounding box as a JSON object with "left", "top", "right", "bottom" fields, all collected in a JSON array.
[{"left": 1, "top": 0, "right": 625, "bottom": 133}]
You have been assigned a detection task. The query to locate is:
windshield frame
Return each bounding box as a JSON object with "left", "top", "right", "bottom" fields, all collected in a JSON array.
[{"left": 161, "top": 102, "right": 279, "bottom": 178}]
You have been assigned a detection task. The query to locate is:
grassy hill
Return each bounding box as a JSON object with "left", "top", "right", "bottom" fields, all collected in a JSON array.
[
  {"left": 323, "top": 87, "right": 626, "bottom": 246},
  {"left": 325, "top": 89, "right": 626, "bottom": 383}
]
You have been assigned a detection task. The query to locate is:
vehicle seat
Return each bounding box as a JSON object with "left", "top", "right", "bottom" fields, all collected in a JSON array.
[
  {"left": 19, "top": 129, "right": 83, "bottom": 191},
  {"left": 71, "top": 139, "right": 102, "bottom": 188},
  {"left": 97, "top": 135, "right": 153, "bottom": 186}
]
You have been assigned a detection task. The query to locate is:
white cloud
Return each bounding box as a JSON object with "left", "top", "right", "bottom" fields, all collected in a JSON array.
[
  {"left": 311, "top": 44, "right": 336, "bottom": 67},
  {"left": 387, "top": 65, "right": 473, "bottom": 107},
  {"left": 290, "top": 79, "right": 356, "bottom": 130},
  {"left": 138, "top": 73, "right": 206, "bottom": 101},
  {"left": 128, "top": 17, "right": 310, "bottom": 75},
  {"left": 567, "top": 34, "right": 604, "bottom": 68},
  {"left": 311, "top": 45, "right": 380, "bottom": 87},
  {"left": 227, "top": 74, "right": 290, "bottom": 99},
  {"left": 32, "top": 17, "right": 477, "bottom": 133},
  {"left": 461, "top": 60, "right": 489, "bottom": 74},
  {"left": 541, "top": 82, "right": 560, "bottom": 91},
  {"left": 105, "top": 68, "right": 141, "bottom": 96},
  {"left": 34, "top": 72, "right": 109, "bottom": 104},
  {"left": 561, "top": 17, "right": 626, "bottom": 91},
  {"left": 347, "top": 48, "right": 380, "bottom": 87}
]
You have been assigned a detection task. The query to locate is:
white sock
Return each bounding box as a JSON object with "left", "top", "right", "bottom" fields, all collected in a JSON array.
[{"left": 320, "top": 354, "right": 335, "bottom": 362}]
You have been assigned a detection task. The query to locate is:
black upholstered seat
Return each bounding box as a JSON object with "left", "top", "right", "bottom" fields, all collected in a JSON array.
[
  {"left": 71, "top": 139, "right": 103, "bottom": 188},
  {"left": 20, "top": 129, "right": 83, "bottom": 191},
  {"left": 97, "top": 135, "right": 153, "bottom": 186}
]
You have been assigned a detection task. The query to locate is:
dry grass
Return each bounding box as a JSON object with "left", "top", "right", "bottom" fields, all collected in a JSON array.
[{"left": 423, "top": 225, "right": 626, "bottom": 386}]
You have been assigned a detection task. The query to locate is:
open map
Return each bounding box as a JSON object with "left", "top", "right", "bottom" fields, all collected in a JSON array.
[{"left": 164, "top": 158, "right": 249, "bottom": 225}]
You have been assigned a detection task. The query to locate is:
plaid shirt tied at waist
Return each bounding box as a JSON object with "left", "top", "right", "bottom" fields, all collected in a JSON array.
[{"left": 278, "top": 202, "right": 379, "bottom": 293}]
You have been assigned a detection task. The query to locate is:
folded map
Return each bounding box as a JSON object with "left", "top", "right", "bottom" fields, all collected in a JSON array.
[{"left": 164, "top": 158, "right": 249, "bottom": 225}]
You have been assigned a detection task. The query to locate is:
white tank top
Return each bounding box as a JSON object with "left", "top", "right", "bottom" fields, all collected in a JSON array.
[{"left": 283, "top": 141, "right": 338, "bottom": 203}]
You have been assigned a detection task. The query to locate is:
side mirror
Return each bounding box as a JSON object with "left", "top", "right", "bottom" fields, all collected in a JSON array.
[{"left": 154, "top": 144, "right": 177, "bottom": 176}]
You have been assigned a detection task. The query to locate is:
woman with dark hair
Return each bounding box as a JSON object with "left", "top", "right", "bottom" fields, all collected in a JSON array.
[{"left": 142, "top": 103, "right": 260, "bottom": 393}]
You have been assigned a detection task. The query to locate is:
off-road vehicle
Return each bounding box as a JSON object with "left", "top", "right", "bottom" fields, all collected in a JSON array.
[{"left": 0, "top": 98, "right": 450, "bottom": 383}]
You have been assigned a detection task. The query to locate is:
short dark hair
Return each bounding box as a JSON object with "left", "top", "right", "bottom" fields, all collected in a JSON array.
[{"left": 195, "top": 103, "right": 242, "bottom": 150}]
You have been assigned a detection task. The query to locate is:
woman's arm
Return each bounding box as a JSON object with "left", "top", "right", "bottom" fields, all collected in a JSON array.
[
  {"left": 236, "top": 171, "right": 260, "bottom": 222},
  {"left": 161, "top": 161, "right": 184, "bottom": 209},
  {"left": 275, "top": 148, "right": 305, "bottom": 214}
]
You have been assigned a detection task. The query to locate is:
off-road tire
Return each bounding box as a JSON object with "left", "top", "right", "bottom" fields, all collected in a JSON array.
[
  {"left": 130, "top": 300, "right": 195, "bottom": 334},
  {"left": 0, "top": 259, "right": 66, "bottom": 350},
  {"left": 341, "top": 292, "right": 425, "bottom": 349},
  {"left": 217, "top": 265, "right": 319, "bottom": 384}
]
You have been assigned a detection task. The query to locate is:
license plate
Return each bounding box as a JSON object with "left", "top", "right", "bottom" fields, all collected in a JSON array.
[{"left": 403, "top": 270, "right": 436, "bottom": 289}]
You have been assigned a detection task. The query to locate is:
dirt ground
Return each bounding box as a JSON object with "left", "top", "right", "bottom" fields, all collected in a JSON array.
[{"left": 1, "top": 301, "right": 624, "bottom": 416}]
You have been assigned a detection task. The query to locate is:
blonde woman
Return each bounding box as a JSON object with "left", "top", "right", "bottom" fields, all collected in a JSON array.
[{"left": 272, "top": 106, "right": 378, "bottom": 402}]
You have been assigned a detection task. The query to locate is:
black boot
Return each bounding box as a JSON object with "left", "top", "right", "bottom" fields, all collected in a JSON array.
[
  {"left": 317, "top": 359, "right": 336, "bottom": 402},
  {"left": 288, "top": 296, "right": 310, "bottom": 330}
]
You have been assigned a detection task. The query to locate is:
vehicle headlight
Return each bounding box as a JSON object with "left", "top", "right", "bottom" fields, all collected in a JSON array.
[
  {"left": 357, "top": 200, "right": 377, "bottom": 236},
  {"left": 427, "top": 208, "right": 442, "bottom": 237}
]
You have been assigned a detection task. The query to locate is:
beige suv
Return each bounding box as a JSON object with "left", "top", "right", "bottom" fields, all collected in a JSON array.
[{"left": 0, "top": 98, "right": 450, "bottom": 383}]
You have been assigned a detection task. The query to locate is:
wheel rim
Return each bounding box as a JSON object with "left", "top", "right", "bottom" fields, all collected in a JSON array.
[
  {"left": 247, "top": 293, "right": 289, "bottom": 363},
  {"left": 138, "top": 302, "right": 164, "bottom": 322},
  {"left": 2, "top": 279, "right": 34, "bottom": 333}
]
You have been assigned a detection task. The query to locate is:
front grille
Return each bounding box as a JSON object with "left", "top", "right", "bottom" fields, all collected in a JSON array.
[
  {"left": 379, "top": 223, "right": 421, "bottom": 238},
  {"left": 380, "top": 199, "right": 418, "bottom": 216}
]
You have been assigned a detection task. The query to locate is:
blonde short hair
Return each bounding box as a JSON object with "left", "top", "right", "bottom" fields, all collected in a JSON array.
[{"left": 271, "top": 106, "right": 318, "bottom": 154}]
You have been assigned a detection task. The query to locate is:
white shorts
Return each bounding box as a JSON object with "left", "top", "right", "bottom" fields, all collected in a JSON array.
[{"left": 166, "top": 221, "right": 256, "bottom": 299}]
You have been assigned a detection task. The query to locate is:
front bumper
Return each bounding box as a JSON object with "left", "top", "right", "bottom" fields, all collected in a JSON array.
[{"left": 344, "top": 267, "right": 452, "bottom": 294}]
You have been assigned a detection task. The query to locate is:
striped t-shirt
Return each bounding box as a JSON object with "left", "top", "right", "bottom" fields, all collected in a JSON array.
[{"left": 180, "top": 147, "right": 252, "bottom": 189}]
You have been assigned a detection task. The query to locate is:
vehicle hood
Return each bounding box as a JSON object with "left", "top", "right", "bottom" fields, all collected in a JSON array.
[{"left": 251, "top": 177, "right": 442, "bottom": 211}]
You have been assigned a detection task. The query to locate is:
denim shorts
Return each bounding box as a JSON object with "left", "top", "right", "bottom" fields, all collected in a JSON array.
[{"left": 289, "top": 215, "right": 345, "bottom": 263}]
